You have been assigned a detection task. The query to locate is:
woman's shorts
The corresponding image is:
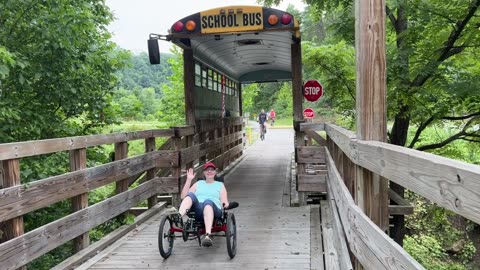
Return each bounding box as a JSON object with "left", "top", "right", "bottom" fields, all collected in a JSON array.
[{"left": 186, "top": 192, "right": 222, "bottom": 221}]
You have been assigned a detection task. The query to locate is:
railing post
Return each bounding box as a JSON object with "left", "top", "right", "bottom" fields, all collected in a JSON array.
[
  {"left": 115, "top": 142, "right": 129, "bottom": 194},
  {"left": 2, "top": 159, "right": 26, "bottom": 270},
  {"left": 145, "top": 138, "right": 157, "bottom": 208},
  {"left": 217, "top": 124, "right": 225, "bottom": 171},
  {"left": 197, "top": 121, "right": 207, "bottom": 167},
  {"left": 70, "top": 149, "right": 89, "bottom": 253},
  {"left": 172, "top": 128, "right": 182, "bottom": 206}
]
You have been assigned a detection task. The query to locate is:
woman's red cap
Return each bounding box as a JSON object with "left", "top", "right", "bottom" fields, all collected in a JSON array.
[{"left": 203, "top": 162, "right": 217, "bottom": 169}]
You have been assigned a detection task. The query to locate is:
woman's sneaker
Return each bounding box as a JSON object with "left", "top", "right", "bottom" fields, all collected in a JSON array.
[
  {"left": 202, "top": 234, "right": 213, "bottom": 247},
  {"left": 173, "top": 213, "right": 183, "bottom": 228}
]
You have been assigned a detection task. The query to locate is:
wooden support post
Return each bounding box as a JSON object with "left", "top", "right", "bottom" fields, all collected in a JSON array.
[
  {"left": 238, "top": 84, "right": 243, "bottom": 117},
  {"left": 199, "top": 129, "right": 207, "bottom": 167},
  {"left": 145, "top": 138, "right": 157, "bottom": 208},
  {"left": 172, "top": 133, "right": 182, "bottom": 206},
  {"left": 184, "top": 48, "right": 196, "bottom": 126},
  {"left": 292, "top": 41, "right": 306, "bottom": 205},
  {"left": 355, "top": 0, "right": 389, "bottom": 239},
  {"left": 70, "top": 149, "right": 89, "bottom": 253},
  {"left": 218, "top": 126, "right": 224, "bottom": 171},
  {"left": 2, "top": 159, "right": 26, "bottom": 270},
  {"left": 115, "top": 142, "right": 129, "bottom": 194}
]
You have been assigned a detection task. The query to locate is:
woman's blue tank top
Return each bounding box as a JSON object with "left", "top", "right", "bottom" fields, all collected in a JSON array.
[{"left": 196, "top": 180, "right": 223, "bottom": 209}]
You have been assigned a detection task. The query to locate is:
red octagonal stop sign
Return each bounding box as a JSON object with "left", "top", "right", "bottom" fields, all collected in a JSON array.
[
  {"left": 303, "top": 80, "right": 323, "bottom": 102},
  {"left": 303, "top": 108, "right": 315, "bottom": 118}
]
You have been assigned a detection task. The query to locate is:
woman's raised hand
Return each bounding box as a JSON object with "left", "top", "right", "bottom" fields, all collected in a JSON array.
[{"left": 186, "top": 168, "right": 196, "bottom": 181}]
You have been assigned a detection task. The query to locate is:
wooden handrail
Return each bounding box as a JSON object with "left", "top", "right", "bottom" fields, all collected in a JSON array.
[
  {"left": 0, "top": 150, "right": 178, "bottom": 222},
  {"left": 0, "top": 178, "right": 173, "bottom": 270},
  {"left": 326, "top": 148, "right": 425, "bottom": 270},
  {"left": 0, "top": 129, "right": 175, "bottom": 160},
  {"left": 302, "top": 122, "right": 480, "bottom": 225}
]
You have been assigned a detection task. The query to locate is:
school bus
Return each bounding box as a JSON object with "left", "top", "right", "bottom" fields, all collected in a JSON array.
[{"left": 148, "top": 5, "right": 300, "bottom": 120}]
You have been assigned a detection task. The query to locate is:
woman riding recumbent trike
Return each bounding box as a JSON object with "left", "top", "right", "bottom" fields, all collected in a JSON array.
[{"left": 158, "top": 162, "right": 239, "bottom": 259}]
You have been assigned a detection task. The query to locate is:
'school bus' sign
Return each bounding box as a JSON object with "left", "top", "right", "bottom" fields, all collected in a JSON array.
[{"left": 200, "top": 6, "right": 264, "bottom": 34}]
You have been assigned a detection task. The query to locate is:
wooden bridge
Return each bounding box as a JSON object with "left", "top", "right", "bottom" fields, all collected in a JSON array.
[{"left": 1, "top": 117, "right": 479, "bottom": 269}]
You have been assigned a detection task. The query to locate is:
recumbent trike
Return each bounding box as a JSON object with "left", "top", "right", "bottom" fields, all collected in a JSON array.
[{"left": 158, "top": 200, "right": 239, "bottom": 259}]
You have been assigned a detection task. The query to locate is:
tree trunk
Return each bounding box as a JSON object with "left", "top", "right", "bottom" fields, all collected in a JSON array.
[{"left": 389, "top": 107, "right": 410, "bottom": 246}]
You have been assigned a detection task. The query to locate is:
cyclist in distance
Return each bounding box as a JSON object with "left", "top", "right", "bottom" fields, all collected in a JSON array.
[
  {"left": 269, "top": 109, "right": 276, "bottom": 126},
  {"left": 258, "top": 109, "right": 268, "bottom": 140}
]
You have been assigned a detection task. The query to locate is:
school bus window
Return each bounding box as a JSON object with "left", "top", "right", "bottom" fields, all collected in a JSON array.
[
  {"left": 195, "top": 63, "right": 201, "bottom": 87},
  {"left": 215, "top": 73, "right": 220, "bottom": 92},
  {"left": 202, "top": 67, "right": 207, "bottom": 88},
  {"left": 208, "top": 69, "right": 213, "bottom": 91}
]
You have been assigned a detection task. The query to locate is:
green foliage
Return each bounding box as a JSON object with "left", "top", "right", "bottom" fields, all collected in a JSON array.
[
  {"left": 242, "top": 83, "right": 260, "bottom": 116},
  {"left": 156, "top": 47, "right": 185, "bottom": 126},
  {"left": 116, "top": 52, "right": 173, "bottom": 95},
  {"left": 111, "top": 53, "right": 174, "bottom": 121},
  {"left": 0, "top": 0, "right": 130, "bottom": 143},
  {"left": 405, "top": 194, "right": 477, "bottom": 269},
  {"left": 404, "top": 235, "right": 466, "bottom": 270},
  {"left": 272, "top": 82, "right": 293, "bottom": 118}
]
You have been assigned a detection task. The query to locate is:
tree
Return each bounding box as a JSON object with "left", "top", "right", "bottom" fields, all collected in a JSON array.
[
  {"left": 263, "top": 0, "right": 480, "bottom": 152},
  {"left": 156, "top": 46, "right": 185, "bottom": 126},
  {"left": 241, "top": 83, "right": 260, "bottom": 116},
  {"left": 0, "top": 0, "right": 129, "bottom": 143},
  {"left": 272, "top": 82, "right": 293, "bottom": 118}
]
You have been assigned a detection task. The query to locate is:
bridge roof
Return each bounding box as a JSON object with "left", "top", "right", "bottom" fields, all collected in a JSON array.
[{"left": 168, "top": 6, "right": 300, "bottom": 84}]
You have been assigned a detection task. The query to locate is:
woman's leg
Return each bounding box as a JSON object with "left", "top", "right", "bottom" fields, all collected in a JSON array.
[
  {"left": 179, "top": 194, "right": 194, "bottom": 216},
  {"left": 203, "top": 204, "right": 214, "bottom": 234}
]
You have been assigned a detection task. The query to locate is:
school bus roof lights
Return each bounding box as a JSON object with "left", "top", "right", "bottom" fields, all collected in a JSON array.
[
  {"left": 267, "top": 14, "right": 279, "bottom": 26},
  {"left": 185, "top": 20, "right": 196, "bottom": 31},
  {"left": 173, "top": 21, "right": 184, "bottom": 32},
  {"left": 281, "top": 13, "right": 292, "bottom": 25}
]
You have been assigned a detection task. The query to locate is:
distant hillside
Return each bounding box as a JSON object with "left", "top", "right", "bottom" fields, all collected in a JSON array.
[{"left": 115, "top": 52, "right": 175, "bottom": 95}]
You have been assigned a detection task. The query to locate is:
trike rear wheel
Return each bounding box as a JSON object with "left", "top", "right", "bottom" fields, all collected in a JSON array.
[{"left": 226, "top": 213, "right": 237, "bottom": 258}]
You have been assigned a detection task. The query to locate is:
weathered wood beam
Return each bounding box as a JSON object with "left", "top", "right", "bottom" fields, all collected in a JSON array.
[
  {"left": 145, "top": 138, "right": 157, "bottom": 208},
  {"left": 0, "top": 151, "right": 178, "bottom": 222},
  {"left": 299, "top": 122, "right": 325, "bottom": 132},
  {"left": 326, "top": 148, "right": 425, "bottom": 269},
  {"left": 70, "top": 149, "right": 89, "bottom": 253},
  {"left": 51, "top": 202, "right": 167, "bottom": 270},
  {"left": 355, "top": 0, "right": 389, "bottom": 234},
  {"left": 0, "top": 129, "right": 174, "bottom": 160},
  {"left": 297, "top": 174, "right": 326, "bottom": 192},
  {"left": 304, "top": 129, "right": 327, "bottom": 146},
  {"left": 321, "top": 199, "right": 353, "bottom": 270},
  {"left": 0, "top": 180, "right": 160, "bottom": 270},
  {"left": 295, "top": 146, "right": 326, "bottom": 164}
]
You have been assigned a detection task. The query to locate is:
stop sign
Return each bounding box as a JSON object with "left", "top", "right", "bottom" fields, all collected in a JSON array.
[
  {"left": 303, "top": 108, "right": 315, "bottom": 118},
  {"left": 303, "top": 80, "right": 323, "bottom": 102}
]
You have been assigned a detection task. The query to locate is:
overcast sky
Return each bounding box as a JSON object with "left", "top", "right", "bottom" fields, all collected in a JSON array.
[{"left": 105, "top": 0, "right": 306, "bottom": 54}]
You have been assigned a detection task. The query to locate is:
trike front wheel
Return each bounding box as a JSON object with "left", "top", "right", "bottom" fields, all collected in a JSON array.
[{"left": 158, "top": 215, "right": 175, "bottom": 259}]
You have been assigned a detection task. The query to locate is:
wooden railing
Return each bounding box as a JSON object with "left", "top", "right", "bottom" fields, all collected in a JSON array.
[
  {"left": 299, "top": 122, "right": 480, "bottom": 270},
  {"left": 0, "top": 117, "right": 244, "bottom": 270}
]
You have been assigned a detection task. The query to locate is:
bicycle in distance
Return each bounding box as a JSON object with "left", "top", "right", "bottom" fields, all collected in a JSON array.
[{"left": 257, "top": 109, "right": 268, "bottom": 141}]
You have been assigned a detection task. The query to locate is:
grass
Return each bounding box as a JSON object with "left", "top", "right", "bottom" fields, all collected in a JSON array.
[
  {"left": 104, "top": 120, "right": 168, "bottom": 134},
  {"left": 102, "top": 120, "right": 169, "bottom": 157}
]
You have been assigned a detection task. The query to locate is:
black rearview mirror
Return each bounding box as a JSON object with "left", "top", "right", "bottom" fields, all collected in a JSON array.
[{"left": 148, "top": 39, "right": 160, "bottom": 65}]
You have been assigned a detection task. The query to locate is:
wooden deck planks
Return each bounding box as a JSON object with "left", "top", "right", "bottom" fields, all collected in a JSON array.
[{"left": 310, "top": 205, "right": 325, "bottom": 270}]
